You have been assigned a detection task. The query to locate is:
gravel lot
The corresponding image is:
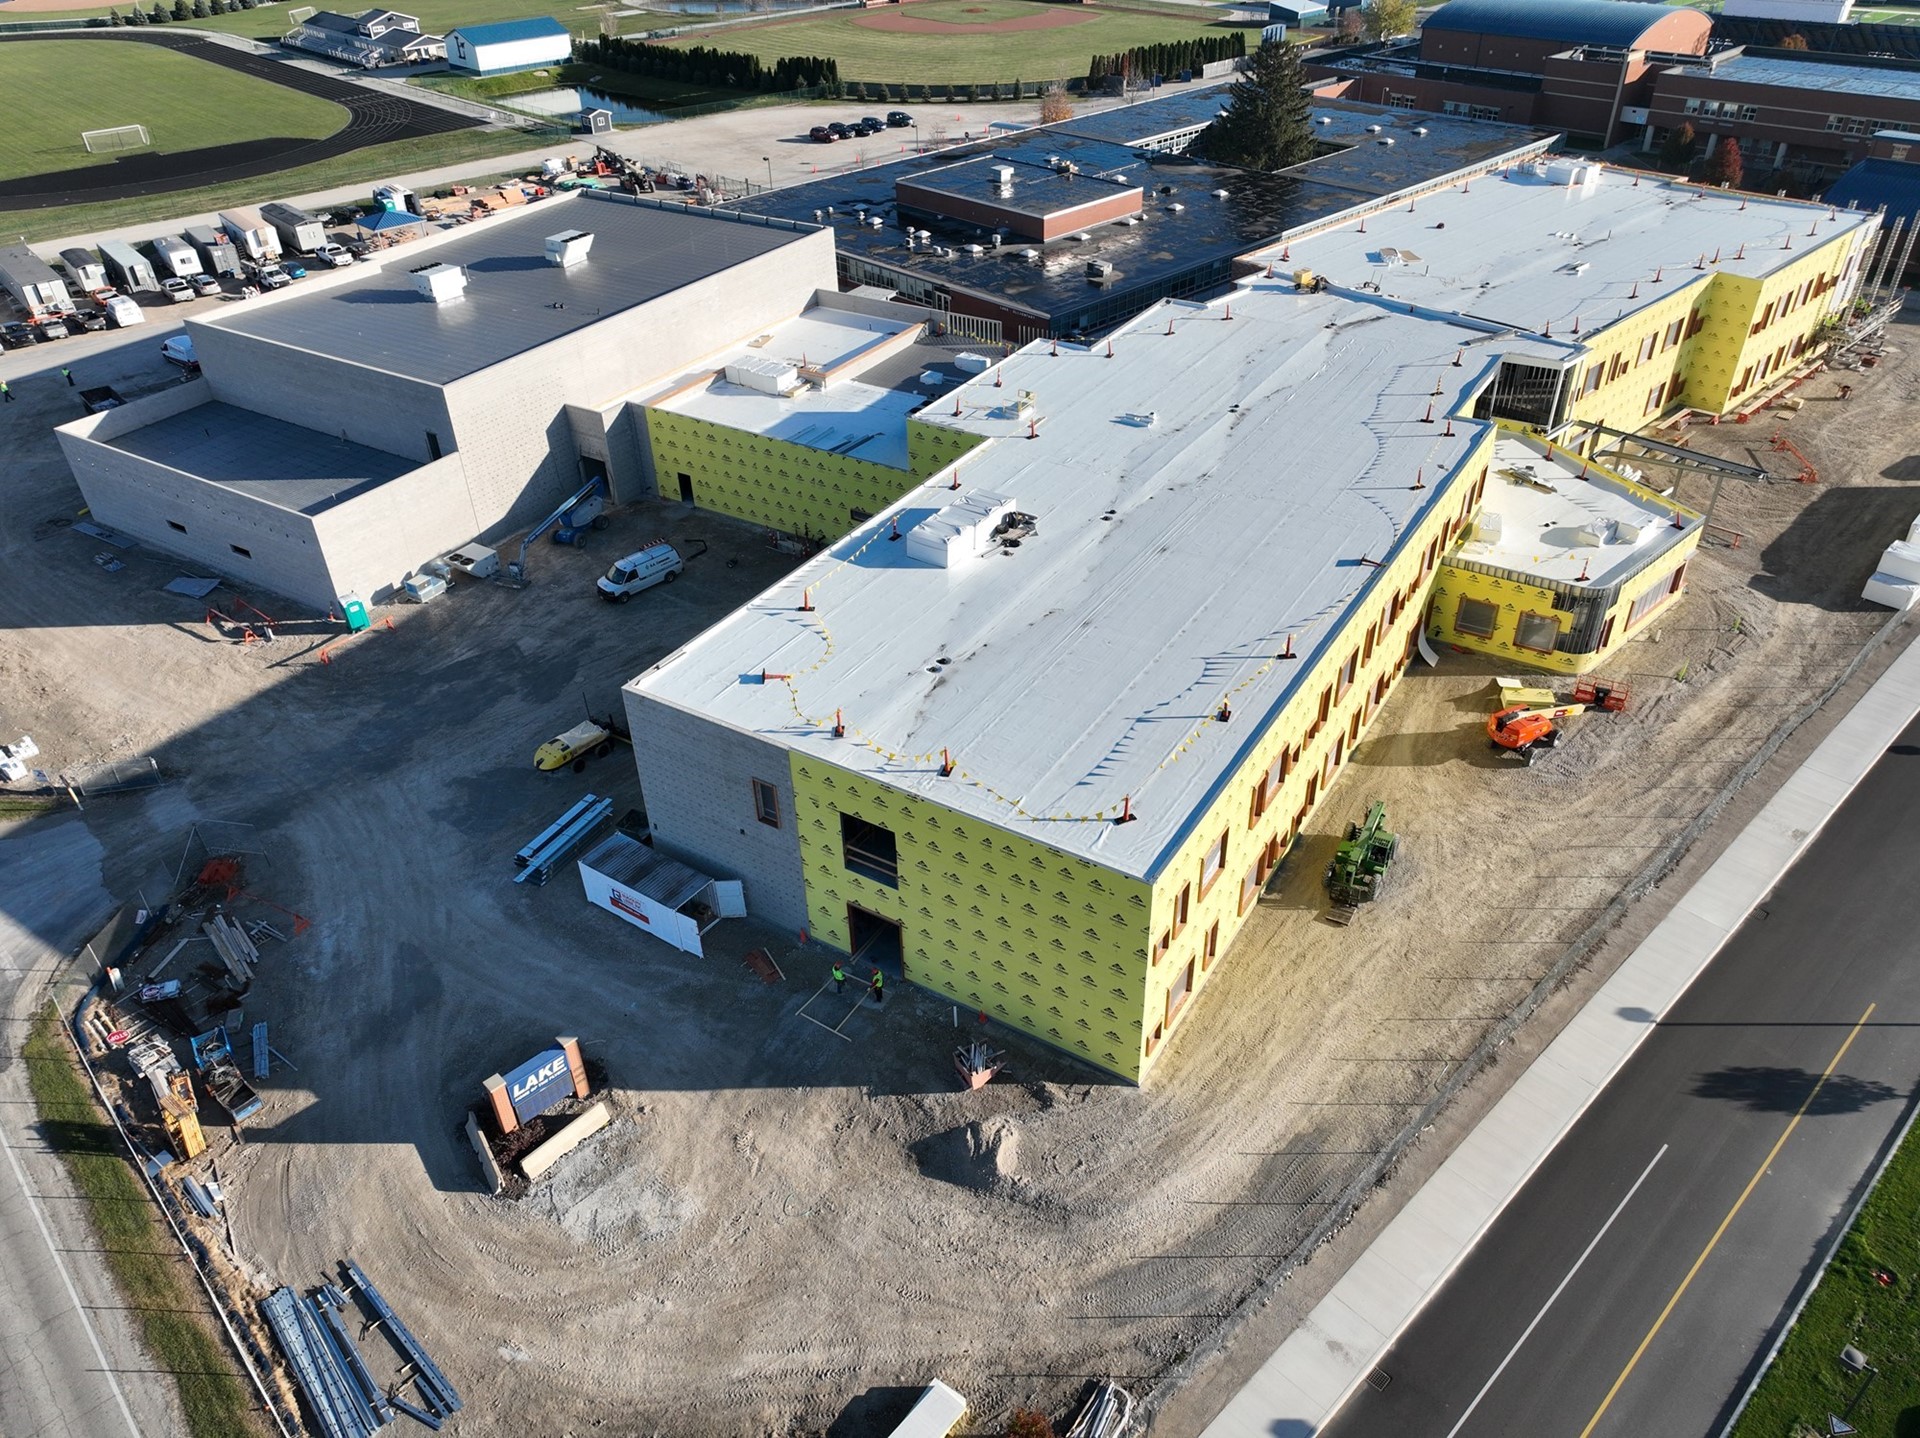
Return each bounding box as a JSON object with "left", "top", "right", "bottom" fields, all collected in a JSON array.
[{"left": 0, "top": 313, "right": 1914, "bottom": 1437}]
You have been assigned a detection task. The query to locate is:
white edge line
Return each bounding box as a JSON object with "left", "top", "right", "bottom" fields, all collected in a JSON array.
[{"left": 0, "top": 1106, "right": 143, "bottom": 1438}]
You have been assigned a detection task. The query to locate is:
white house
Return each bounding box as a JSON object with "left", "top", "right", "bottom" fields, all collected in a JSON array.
[{"left": 445, "top": 17, "right": 572, "bottom": 74}]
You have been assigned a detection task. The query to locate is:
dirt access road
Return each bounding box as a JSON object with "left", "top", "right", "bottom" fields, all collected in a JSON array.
[{"left": 0, "top": 317, "right": 1914, "bottom": 1438}]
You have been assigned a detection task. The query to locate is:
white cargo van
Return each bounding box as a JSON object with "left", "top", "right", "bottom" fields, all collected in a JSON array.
[
  {"left": 103, "top": 295, "right": 144, "bottom": 328},
  {"left": 598, "top": 542, "right": 683, "bottom": 602}
]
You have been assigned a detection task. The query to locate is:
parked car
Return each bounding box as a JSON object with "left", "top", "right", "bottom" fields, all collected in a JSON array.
[
  {"left": 33, "top": 316, "right": 67, "bottom": 341},
  {"left": 827, "top": 121, "right": 851, "bottom": 139},
  {"left": 256, "top": 264, "right": 291, "bottom": 290},
  {"left": 282, "top": 260, "right": 308, "bottom": 280},
  {"left": 189, "top": 273, "right": 221, "bottom": 297},
  {"left": 64, "top": 309, "right": 107, "bottom": 334},
  {"left": 887, "top": 110, "right": 913, "bottom": 127},
  {"left": 808, "top": 125, "right": 834, "bottom": 143},
  {"left": 160, "top": 334, "right": 199, "bottom": 372},
  {"left": 0, "top": 321, "right": 37, "bottom": 349},
  {"left": 160, "top": 276, "right": 194, "bottom": 304},
  {"left": 858, "top": 116, "right": 885, "bottom": 134}
]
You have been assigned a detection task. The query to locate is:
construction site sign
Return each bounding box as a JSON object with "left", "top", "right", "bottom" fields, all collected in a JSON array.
[{"left": 503, "top": 1046, "right": 574, "bottom": 1122}]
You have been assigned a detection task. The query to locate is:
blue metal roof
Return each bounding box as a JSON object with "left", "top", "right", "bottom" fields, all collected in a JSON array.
[
  {"left": 1423, "top": 0, "right": 1691, "bottom": 47},
  {"left": 447, "top": 16, "right": 568, "bottom": 44},
  {"left": 1826, "top": 158, "right": 1920, "bottom": 227}
]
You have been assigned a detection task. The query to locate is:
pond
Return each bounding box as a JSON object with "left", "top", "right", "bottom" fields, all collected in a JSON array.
[{"left": 502, "top": 86, "right": 676, "bottom": 126}]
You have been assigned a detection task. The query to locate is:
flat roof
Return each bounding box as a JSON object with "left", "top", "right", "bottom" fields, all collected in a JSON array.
[
  {"left": 897, "top": 155, "right": 1142, "bottom": 223},
  {"left": 200, "top": 192, "right": 816, "bottom": 386},
  {"left": 720, "top": 95, "right": 1550, "bottom": 327},
  {"left": 1271, "top": 160, "right": 1873, "bottom": 337},
  {"left": 1466, "top": 432, "right": 1692, "bottom": 586},
  {"left": 1674, "top": 51, "right": 1920, "bottom": 102},
  {"left": 651, "top": 306, "right": 930, "bottom": 470},
  {"left": 108, "top": 400, "right": 416, "bottom": 514},
  {"left": 636, "top": 280, "right": 1558, "bottom": 879}
]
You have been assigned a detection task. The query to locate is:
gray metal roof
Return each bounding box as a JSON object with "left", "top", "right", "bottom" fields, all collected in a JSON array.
[
  {"left": 107, "top": 400, "right": 415, "bottom": 515},
  {"left": 204, "top": 193, "right": 816, "bottom": 386},
  {"left": 1677, "top": 51, "right": 1920, "bottom": 103}
]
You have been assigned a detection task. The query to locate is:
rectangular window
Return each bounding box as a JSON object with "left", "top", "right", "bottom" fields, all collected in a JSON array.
[
  {"left": 1514, "top": 611, "right": 1560, "bottom": 653},
  {"left": 840, "top": 813, "right": 899, "bottom": 888},
  {"left": 230, "top": 544, "right": 251, "bottom": 559},
  {"left": 1239, "top": 862, "right": 1261, "bottom": 915},
  {"left": 1580, "top": 365, "right": 1604, "bottom": 397},
  {"left": 1167, "top": 958, "right": 1195, "bottom": 1026},
  {"left": 1202, "top": 921, "right": 1220, "bottom": 970},
  {"left": 1200, "top": 832, "right": 1227, "bottom": 895},
  {"left": 1664, "top": 319, "right": 1684, "bottom": 349},
  {"left": 425, "top": 430, "right": 442, "bottom": 461},
  {"left": 1627, "top": 583, "right": 1669, "bottom": 629},
  {"left": 167, "top": 520, "right": 187, "bottom": 533},
  {"left": 751, "top": 779, "right": 780, "bottom": 828},
  {"left": 1645, "top": 383, "right": 1664, "bottom": 416},
  {"left": 1638, "top": 334, "right": 1656, "bottom": 365},
  {"left": 1337, "top": 650, "right": 1358, "bottom": 700},
  {"left": 1455, "top": 596, "right": 1498, "bottom": 638},
  {"left": 1670, "top": 562, "right": 1688, "bottom": 594},
  {"left": 1154, "top": 927, "right": 1171, "bottom": 965},
  {"left": 1172, "top": 882, "right": 1191, "bottom": 937}
]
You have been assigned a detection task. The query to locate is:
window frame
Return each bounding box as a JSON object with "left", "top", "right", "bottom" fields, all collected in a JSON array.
[
  {"left": 1199, "top": 832, "right": 1227, "bottom": 897},
  {"left": 1513, "top": 610, "right": 1561, "bottom": 655},
  {"left": 750, "top": 778, "right": 780, "bottom": 829},
  {"left": 1454, "top": 595, "right": 1499, "bottom": 639}
]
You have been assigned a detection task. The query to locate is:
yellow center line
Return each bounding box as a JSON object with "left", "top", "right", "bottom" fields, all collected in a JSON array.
[{"left": 1578, "top": 1001, "right": 1877, "bottom": 1438}]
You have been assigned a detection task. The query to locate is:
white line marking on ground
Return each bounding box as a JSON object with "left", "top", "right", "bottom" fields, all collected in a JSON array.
[{"left": 1442, "top": 1143, "right": 1669, "bottom": 1438}]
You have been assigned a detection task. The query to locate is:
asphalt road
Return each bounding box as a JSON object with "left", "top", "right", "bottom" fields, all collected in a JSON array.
[
  {"left": 0, "top": 819, "right": 176, "bottom": 1438},
  {"left": 1319, "top": 720, "right": 1920, "bottom": 1438}
]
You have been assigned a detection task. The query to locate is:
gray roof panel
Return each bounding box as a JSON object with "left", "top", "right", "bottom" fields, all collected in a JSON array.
[{"left": 205, "top": 194, "right": 816, "bottom": 385}]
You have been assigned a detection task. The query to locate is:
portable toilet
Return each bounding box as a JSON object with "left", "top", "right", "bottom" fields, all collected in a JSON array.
[{"left": 338, "top": 594, "right": 370, "bottom": 632}]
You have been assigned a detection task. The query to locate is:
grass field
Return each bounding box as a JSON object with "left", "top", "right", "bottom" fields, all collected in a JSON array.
[
  {"left": 1729, "top": 1109, "right": 1920, "bottom": 1438},
  {"left": 0, "top": 124, "right": 540, "bottom": 242},
  {"left": 22, "top": 1004, "right": 267, "bottom": 1438},
  {"left": 0, "top": 39, "right": 345, "bottom": 182},
  {"left": 47, "top": 0, "right": 608, "bottom": 41},
  {"left": 656, "top": 0, "right": 1262, "bottom": 84}
]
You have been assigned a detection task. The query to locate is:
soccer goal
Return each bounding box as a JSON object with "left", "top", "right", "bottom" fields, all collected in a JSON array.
[
  {"left": 285, "top": 6, "right": 316, "bottom": 24},
  {"left": 81, "top": 124, "right": 151, "bottom": 154}
]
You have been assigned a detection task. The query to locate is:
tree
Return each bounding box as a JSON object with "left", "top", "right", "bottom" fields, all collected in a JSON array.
[
  {"left": 1779, "top": 31, "right": 1808, "bottom": 48},
  {"left": 1199, "top": 39, "right": 1316, "bottom": 172},
  {"left": 1007, "top": 1411, "right": 1056, "bottom": 1438},
  {"left": 1705, "top": 136, "right": 1744, "bottom": 189},
  {"left": 1361, "top": 0, "right": 1415, "bottom": 41},
  {"left": 1658, "top": 119, "right": 1697, "bottom": 170},
  {"left": 1039, "top": 80, "right": 1073, "bottom": 124},
  {"left": 1337, "top": 7, "right": 1363, "bottom": 42}
]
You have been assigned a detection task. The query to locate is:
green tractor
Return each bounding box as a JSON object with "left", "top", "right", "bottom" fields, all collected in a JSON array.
[{"left": 1325, "top": 800, "right": 1399, "bottom": 924}]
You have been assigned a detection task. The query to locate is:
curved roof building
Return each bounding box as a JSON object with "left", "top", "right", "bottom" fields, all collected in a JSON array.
[{"left": 1421, "top": 0, "right": 1710, "bottom": 66}]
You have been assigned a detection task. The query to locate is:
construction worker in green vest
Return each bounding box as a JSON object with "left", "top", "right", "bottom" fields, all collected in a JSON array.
[
  {"left": 870, "top": 968, "right": 885, "bottom": 1006},
  {"left": 832, "top": 961, "right": 846, "bottom": 994}
]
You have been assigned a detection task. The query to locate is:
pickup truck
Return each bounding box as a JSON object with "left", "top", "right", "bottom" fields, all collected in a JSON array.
[{"left": 534, "top": 716, "right": 627, "bottom": 773}]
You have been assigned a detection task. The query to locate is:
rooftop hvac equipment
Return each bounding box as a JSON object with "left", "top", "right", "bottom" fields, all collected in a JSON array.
[
  {"left": 964, "top": 243, "right": 986, "bottom": 255},
  {"left": 1316, "top": 115, "right": 1333, "bottom": 125},
  {"left": 446, "top": 544, "right": 500, "bottom": 579},
  {"left": 1086, "top": 259, "right": 1115, "bottom": 282},
  {"left": 904, "top": 490, "right": 1018, "bottom": 568},
  {"left": 1073, "top": 230, "right": 1092, "bottom": 241},
  {"left": 1366, "top": 124, "right": 1382, "bottom": 134},
  {"left": 1020, "top": 248, "right": 1040, "bottom": 262},
  {"left": 1118, "top": 216, "right": 1141, "bottom": 226},
  {"left": 954, "top": 352, "right": 991, "bottom": 374},
  {"left": 870, "top": 216, "right": 884, "bottom": 228},
  {"left": 1377, "top": 137, "right": 1395, "bottom": 146},
  {"left": 544, "top": 229, "right": 594, "bottom": 267},
  {"left": 993, "top": 164, "right": 1016, "bottom": 191},
  {"left": 410, "top": 262, "right": 466, "bottom": 304},
  {"left": 1413, "top": 126, "right": 1429, "bottom": 136},
  {"left": 725, "top": 356, "right": 799, "bottom": 394},
  {"left": 1166, "top": 202, "right": 1185, "bottom": 212},
  {"left": 1472, "top": 512, "right": 1503, "bottom": 544},
  {"left": 1212, "top": 189, "right": 1230, "bottom": 199}
]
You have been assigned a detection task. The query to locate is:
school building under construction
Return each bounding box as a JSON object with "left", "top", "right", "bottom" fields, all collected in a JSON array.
[{"left": 626, "top": 160, "right": 1877, "bottom": 1081}]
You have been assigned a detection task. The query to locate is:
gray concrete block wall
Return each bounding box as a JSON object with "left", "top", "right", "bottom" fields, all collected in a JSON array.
[
  {"left": 56, "top": 426, "right": 334, "bottom": 610},
  {"left": 189, "top": 321, "right": 455, "bottom": 465},
  {"left": 310, "top": 451, "right": 480, "bottom": 603},
  {"left": 623, "top": 686, "right": 810, "bottom": 938}
]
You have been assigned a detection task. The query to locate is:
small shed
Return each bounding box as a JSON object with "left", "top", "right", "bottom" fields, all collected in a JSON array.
[
  {"left": 580, "top": 107, "right": 614, "bottom": 135},
  {"left": 1267, "top": 0, "right": 1328, "bottom": 23}
]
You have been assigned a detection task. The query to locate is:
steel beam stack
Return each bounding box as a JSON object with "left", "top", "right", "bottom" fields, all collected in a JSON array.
[
  {"left": 512, "top": 796, "right": 614, "bottom": 887},
  {"left": 342, "top": 1259, "right": 464, "bottom": 1421}
]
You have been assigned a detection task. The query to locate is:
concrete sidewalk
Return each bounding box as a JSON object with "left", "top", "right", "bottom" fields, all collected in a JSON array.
[{"left": 1198, "top": 616, "right": 1920, "bottom": 1437}]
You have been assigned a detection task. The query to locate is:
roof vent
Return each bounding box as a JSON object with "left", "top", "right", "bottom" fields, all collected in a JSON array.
[
  {"left": 993, "top": 164, "right": 1016, "bottom": 192},
  {"left": 1316, "top": 115, "right": 1333, "bottom": 125},
  {"left": 1377, "top": 136, "right": 1395, "bottom": 146},
  {"left": 543, "top": 229, "right": 594, "bottom": 267},
  {"left": 1413, "top": 125, "right": 1429, "bottom": 136},
  {"left": 1020, "top": 248, "right": 1040, "bottom": 262},
  {"left": 410, "top": 262, "right": 466, "bottom": 304},
  {"left": 1212, "top": 188, "right": 1230, "bottom": 199},
  {"left": 1366, "top": 124, "right": 1383, "bottom": 134}
]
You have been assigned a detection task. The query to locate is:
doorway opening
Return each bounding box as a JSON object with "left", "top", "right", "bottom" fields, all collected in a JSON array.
[
  {"left": 846, "top": 904, "right": 902, "bottom": 977},
  {"left": 677, "top": 472, "right": 694, "bottom": 503}
]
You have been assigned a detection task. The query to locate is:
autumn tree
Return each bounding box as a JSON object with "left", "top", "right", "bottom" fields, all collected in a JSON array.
[
  {"left": 1659, "top": 119, "right": 1697, "bottom": 170},
  {"left": 1779, "top": 32, "right": 1808, "bottom": 48},
  {"left": 1361, "top": 0, "right": 1415, "bottom": 41},
  {"left": 1705, "top": 136, "right": 1744, "bottom": 189}
]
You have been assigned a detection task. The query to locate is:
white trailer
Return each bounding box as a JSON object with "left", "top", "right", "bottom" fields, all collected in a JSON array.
[
  {"left": 0, "top": 244, "right": 73, "bottom": 316},
  {"left": 218, "top": 207, "right": 282, "bottom": 261},
  {"left": 97, "top": 239, "right": 159, "bottom": 294},
  {"left": 144, "top": 234, "right": 204, "bottom": 279},
  {"left": 260, "top": 201, "right": 328, "bottom": 254},
  {"left": 183, "top": 225, "right": 243, "bottom": 277},
  {"left": 59, "top": 247, "right": 107, "bottom": 292}
]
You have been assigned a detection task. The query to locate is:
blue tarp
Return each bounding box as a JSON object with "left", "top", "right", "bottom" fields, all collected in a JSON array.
[{"left": 357, "top": 209, "right": 427, "bottom": 233}]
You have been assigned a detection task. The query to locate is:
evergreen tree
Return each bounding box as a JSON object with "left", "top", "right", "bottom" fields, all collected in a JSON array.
[{"left": 1199, "top": 39, "right": 1314, "bottom": 172}]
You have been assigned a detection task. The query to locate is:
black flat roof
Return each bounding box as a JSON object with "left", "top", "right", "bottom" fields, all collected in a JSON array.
[
  {"left": 205, "top": 192, "right": 817, "bottom": 385},
  {"left": 720, "top": 93, "right": 1549, "bottom": 329},
  {"left": 898, "top": 155, "right": 1141, "bottom": 222}
]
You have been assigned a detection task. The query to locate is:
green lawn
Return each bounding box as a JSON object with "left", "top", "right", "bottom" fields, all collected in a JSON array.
[
  {"left": 657, "top": 0, "right": 1261, "bottom": 84},
  {"left": 22, "top": 1005, "right": 266, "bottom": 1438},
  {"left": 1729, "top": 1109, "right": 1920, "bottom": 1438},
  {"left": 0, "top": 125, "right": 544, "bottom": 243},
  {"left": 0, "top": 39, "right": 345, "bottom": 182},
  {"left": 50, "top": 0, "right": 610, "bottom": 41}
]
